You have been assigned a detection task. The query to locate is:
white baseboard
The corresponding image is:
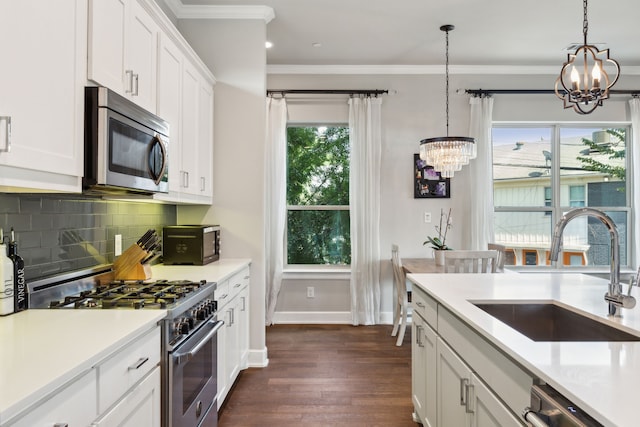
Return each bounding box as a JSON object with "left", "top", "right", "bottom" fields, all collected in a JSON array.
[
  {"left": 272, "top": 310, "right": 403, "bottom": 325},
  {"left": 247, "top": 347, "right": 269, "bottom": 368}
]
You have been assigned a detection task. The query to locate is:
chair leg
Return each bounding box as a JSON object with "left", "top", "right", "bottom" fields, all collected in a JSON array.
[
  {"left": 395, "top": 307, "right": 408, "bottom": 346},
  {"left": 391, "top": 302, "right": 400, "bottom": 337}
]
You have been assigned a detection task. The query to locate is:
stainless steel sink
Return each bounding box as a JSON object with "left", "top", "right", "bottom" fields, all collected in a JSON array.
[{"left": 473, "top": 302, "right": 640, "bottom": 342}]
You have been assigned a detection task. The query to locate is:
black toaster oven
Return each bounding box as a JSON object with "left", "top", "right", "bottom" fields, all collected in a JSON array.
[{"left": 162, "top": 225, "right": 220, "bottom": 265}]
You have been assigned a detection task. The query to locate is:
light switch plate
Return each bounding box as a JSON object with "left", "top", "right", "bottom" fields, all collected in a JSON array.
[{"left": 115, "top": 234, "right": 122, "bottom": 256}]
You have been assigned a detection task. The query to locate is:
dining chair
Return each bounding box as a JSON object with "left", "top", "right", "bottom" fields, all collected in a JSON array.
[
  {"left": 391, "top": 244, "right": 410, "bottom": 346},
  {"left": 443, "top": 250, "right": 499, "bottom": 273},
  {"left": 487, "top": 243, "right": 506, "bottom": 273}
]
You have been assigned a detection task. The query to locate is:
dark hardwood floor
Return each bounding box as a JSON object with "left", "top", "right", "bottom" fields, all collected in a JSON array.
[{"left": 218, "top": 324, "right": 416, "bottom": 427}]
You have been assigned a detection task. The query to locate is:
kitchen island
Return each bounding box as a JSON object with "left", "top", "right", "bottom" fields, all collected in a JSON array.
[{"left": 407, "top": 272, "right": 640, "bottom": 427}]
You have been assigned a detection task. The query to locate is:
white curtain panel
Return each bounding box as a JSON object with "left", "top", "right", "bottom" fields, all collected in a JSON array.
[
  {"left": 629, "top": 98, "right": 640, "bottom": 268},
  {"left": 468, "top": 96, "right": 495, "bottom": 250},
  {"left": 348, "top": 96, "right": 382, "bottom": 325},
  {"left": 265, "top": 97, "right": 288, "bottom": 325}
]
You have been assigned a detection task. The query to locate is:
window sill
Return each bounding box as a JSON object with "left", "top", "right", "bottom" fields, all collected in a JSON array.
[{"left": 283, "top": 267, "right": 351, "bottom": 280}]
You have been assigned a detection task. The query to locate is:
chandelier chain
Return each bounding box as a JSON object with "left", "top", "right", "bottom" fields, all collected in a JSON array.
[
  {"left": 583, "top": 0, "right": 588, "bottom": 42},
  {"left": 445, "top": 28, "right": 450, "bottom": 136}
]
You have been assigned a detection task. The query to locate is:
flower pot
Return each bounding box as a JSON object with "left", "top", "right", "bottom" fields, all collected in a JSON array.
[{"left": 434, "top": 249, "right": 446, "bottom": 266}]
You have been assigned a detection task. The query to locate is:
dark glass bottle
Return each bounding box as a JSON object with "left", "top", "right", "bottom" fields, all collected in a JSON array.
[{"left": 9, "top": 228, "right": 27, "bottom": 312}]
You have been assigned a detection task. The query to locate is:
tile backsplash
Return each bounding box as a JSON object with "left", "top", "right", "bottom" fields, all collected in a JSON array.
[{"left": 0, "top": 194, "right": 176, "bottom": 281}]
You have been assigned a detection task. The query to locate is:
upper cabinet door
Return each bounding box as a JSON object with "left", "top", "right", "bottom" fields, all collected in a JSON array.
[
  {"left": 0, "top": 0, "right": 85, "bottom": 191},
  {"left": 125, "top": 0, "right": 158, "bottom": 113},
  {"left": 88, "top": 0, "right": 126, "bottom": 94},
  {"left": 88, "top": 0, "right": 158, "bottom": 113}
]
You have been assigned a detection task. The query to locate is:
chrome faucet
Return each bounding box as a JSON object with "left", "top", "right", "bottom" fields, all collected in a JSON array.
[{"left": 549, "top": 207, "right": 635, "bottom": 316}]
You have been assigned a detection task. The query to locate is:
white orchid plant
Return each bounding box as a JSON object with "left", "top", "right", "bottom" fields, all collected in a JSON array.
[{"left": 423, "top": 208, "right": 453, "bottom": 251}]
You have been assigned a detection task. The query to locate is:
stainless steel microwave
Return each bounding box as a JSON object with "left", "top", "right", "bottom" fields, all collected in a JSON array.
[{"left": 83, "top": 86, "right": 169, "bottom": 195}]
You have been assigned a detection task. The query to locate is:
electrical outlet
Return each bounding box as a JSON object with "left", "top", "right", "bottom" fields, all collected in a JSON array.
[
  {"left": 307, "top": 286, "right": 315, "bottom": 298},
  {"left": 424, "top": 212, "right": 432, "bottom": 223},
  {"left": 115, "top": 234, "right": 122, "bottom": 256}
]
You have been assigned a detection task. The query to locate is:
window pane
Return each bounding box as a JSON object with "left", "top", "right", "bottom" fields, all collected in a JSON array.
[
  {"left": 559, "top": 128, "right": 626, "bottom": 207},
  {"left": 493, "top": 127, "right": 552, "bottom": 207},
  {"left": 494, "top": 211, "right": 552, "bottom": 266},
  {"left": 287, "top": 210, "right": 351, "bottom": 265},
  {"left": 287, "top": 126, "right": 350, "bottom": 206}
]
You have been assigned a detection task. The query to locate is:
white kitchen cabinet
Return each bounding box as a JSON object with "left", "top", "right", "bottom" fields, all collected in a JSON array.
[
  {"left": 155, "top": 47, "right": 214, "bottom": 205},
  {"left": 0, "top": 0, "right": 85, "bottom": 192},
  {"left": 471, "top": 373, "right": 523, "bottom": 427},
  {"left": 216, "top": 266, "right": 251, "bottom": 409},
  {"left": 156, "top": 33, "right": 183, "bottom": 196},
  {"left": 94, "top": 325, "right": 161, "bottom": 426},
  {"left": 88, "top": 0, "right": 158, "bottom": 113},
  {"left": 437, "top": 337, "right": 472, "bottom": 427},
  {"left": 412, "top": 287, "right": 526, "bottom": 427},
  {"left": 6, "top": 370, "right": 97, "bottom": 427},
  {"left": 412, "top": 312, "right": 437, "bottom": 427},
  {"left": 92, "top": 366, "right": 161, "bottom": 427}
]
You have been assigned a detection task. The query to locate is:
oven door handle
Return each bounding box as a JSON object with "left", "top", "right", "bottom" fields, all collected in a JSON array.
[{"left": 173, "top": 320, "right": 224, "bottom": 365}]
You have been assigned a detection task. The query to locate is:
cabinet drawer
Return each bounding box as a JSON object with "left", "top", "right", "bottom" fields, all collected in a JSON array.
[
  {"left": 412, "top": 288, "right": 437, "bottom": 329},
  {"left": 97, "top": 326, "right": 161, "bottom": 413},
  {"left": 8, "top": 370, "right": 97, "bottom": 427},
  {"left": 215, "top": 279, "right": 230, "bottom": 308},
  {"left": 228, "top": 267, "right": 250, "bottom": 298}
]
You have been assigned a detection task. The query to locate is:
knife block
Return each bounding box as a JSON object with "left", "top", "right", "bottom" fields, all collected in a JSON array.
[{"left": 114, "top": 244, "right": 152, "bottom": 280}]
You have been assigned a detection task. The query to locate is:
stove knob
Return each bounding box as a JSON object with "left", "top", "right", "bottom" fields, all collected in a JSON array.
[
  {"left": 180, "top": 321, "right": 190, "bottom": 335},
  {"left": 173, "top": 321, "right": 183, "bottom": 335},
  {"left": 196, "top": 309, "right": 206, "bottom": 320},
  {"left": 187, "top": 317, "right": 195, "bottom": 328}
]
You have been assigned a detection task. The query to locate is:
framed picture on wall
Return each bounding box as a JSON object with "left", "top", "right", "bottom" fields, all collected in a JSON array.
[{"left": 414, "top": 154, "right": 451, "bottom": 199}]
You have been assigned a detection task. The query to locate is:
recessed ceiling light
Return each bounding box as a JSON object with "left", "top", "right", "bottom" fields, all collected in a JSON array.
[
  {"left": 265, "top": 41, "right": 273, "bottom": 49},
  {"left": 312, "top": 42, "right": 322, "bottom": 48}
]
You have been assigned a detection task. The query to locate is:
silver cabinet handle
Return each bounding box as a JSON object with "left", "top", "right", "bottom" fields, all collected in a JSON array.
[
  {"left": 53, "top": 424, "right": 69, "bottom": 427},
  {"left": 465, "top": 383, "right": 474, "bottom": 413},
  {"left": 460, "top": 378, "right": 469, "bottom": 406},
  {"left": 127, "top": 357, "right": 149, "bottom": 370},
  {"left": 200, "top": 176, "right": 205, "bottom": 191},
  {"left": 522, "top": 408, "right": 550, "bottom": 427},
  {"left": 0, "top": 116, "right": 10, "bottom": 153},
  {"left": 416, "top": 302, "right": 425, "bottom": 308},
  {"left": 415, "top": 325, "right": 423, "bottom": 347},
  {"left": 132, "top": 73, "right": 139, "bottom": 96},
  {"left": 125, "top": 70, "right": 134, "bottom": 93},
  {"left": 241, "top": 296, "right": 246, "bottom": 311},
  {"left": 183, "top": 171, "right": 190, "bottom": 188},
  {"left": 234, "top": 283, "right": 241, "bottom": 288},
  {"left": 244, "top": 275, "right": 250, "bottom": 280}
]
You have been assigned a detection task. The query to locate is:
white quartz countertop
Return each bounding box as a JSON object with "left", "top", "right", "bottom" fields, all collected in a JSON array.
[
  {"left": 0, "top": 309, "right": 165, "bottom": 424},
  {"left": 407, "top": 272, "right": 640, "bottom": 427},
  {"left": 150, "top": 258, "right": 251, "bottom": 283}
]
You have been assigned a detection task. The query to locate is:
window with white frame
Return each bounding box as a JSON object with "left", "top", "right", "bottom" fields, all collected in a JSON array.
[
  {"left": 492, "top": 125, "right": 630, "bottom": 268},
  {"left": 286, "top": 125, "right": 350, "bottom": 266}
]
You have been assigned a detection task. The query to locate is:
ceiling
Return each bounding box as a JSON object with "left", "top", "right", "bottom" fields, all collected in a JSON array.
[{"left": 179, "top": 0, "right": 640, "bottom": 68}]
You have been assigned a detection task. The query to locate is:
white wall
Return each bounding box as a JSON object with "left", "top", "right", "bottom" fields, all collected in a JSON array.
[
  {"left": 177, "top": 19, "right": 268, "bottom": 366},
  {"left": 268, "top": 71, "right": 640, "bottom": 322}
]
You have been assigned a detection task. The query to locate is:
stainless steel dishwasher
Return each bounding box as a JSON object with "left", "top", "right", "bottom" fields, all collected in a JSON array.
[{"left": 523, "top": 384, "right": 603, "bottom": 427}]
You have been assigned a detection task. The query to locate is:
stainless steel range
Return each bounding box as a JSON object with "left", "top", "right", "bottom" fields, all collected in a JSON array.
[{"left": 28, "top": 265, "right": 222, "bottom": 427}]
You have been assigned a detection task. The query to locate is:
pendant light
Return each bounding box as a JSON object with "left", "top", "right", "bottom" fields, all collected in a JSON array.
[
  {"left": 419, "top": 25, "right": 475, "bottom": 179},
  {"left": 555, "top": 0, "right": 620, "bottom": 114}
]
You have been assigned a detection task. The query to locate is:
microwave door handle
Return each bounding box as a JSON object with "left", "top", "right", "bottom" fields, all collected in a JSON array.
[{"left": 149, "top": 135, "right": 168, "bottom": 185}]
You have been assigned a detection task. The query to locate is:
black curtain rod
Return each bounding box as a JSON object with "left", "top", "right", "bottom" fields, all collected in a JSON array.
[
  {"left": 465, "top": 89, "right": 640, "bottom": 96},
  {"left": 267, "top": 89, "right": 388, "bottom": 96}
]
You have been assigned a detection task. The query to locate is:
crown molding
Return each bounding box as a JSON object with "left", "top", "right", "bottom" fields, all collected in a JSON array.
[
  {"left": 163, "top": 0, "right": 274, "bottom": 22},
  {"left": 267, "top": 64, "right": 640, "bottom": 76}
]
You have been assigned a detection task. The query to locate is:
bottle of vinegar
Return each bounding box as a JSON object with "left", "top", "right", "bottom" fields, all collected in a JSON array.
[
  {"left": 9, "top": 228, "right": 27, "bottom": 312},
  {"left": 0, "top": 229, "right": 15, "bottom": 316}
]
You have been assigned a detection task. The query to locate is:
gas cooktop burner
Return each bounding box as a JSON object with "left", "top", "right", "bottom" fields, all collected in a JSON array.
[{"left": 48, "top": 279, "right": 208, "bottom": 310}]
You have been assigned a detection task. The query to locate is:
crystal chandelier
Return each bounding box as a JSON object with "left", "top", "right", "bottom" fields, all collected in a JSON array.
[
  {"left": 555, "top": 0, "right": 620, "bottom": 115},
  {"left": 420, "top": 25, "right": 475, "bottom": 178}
]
